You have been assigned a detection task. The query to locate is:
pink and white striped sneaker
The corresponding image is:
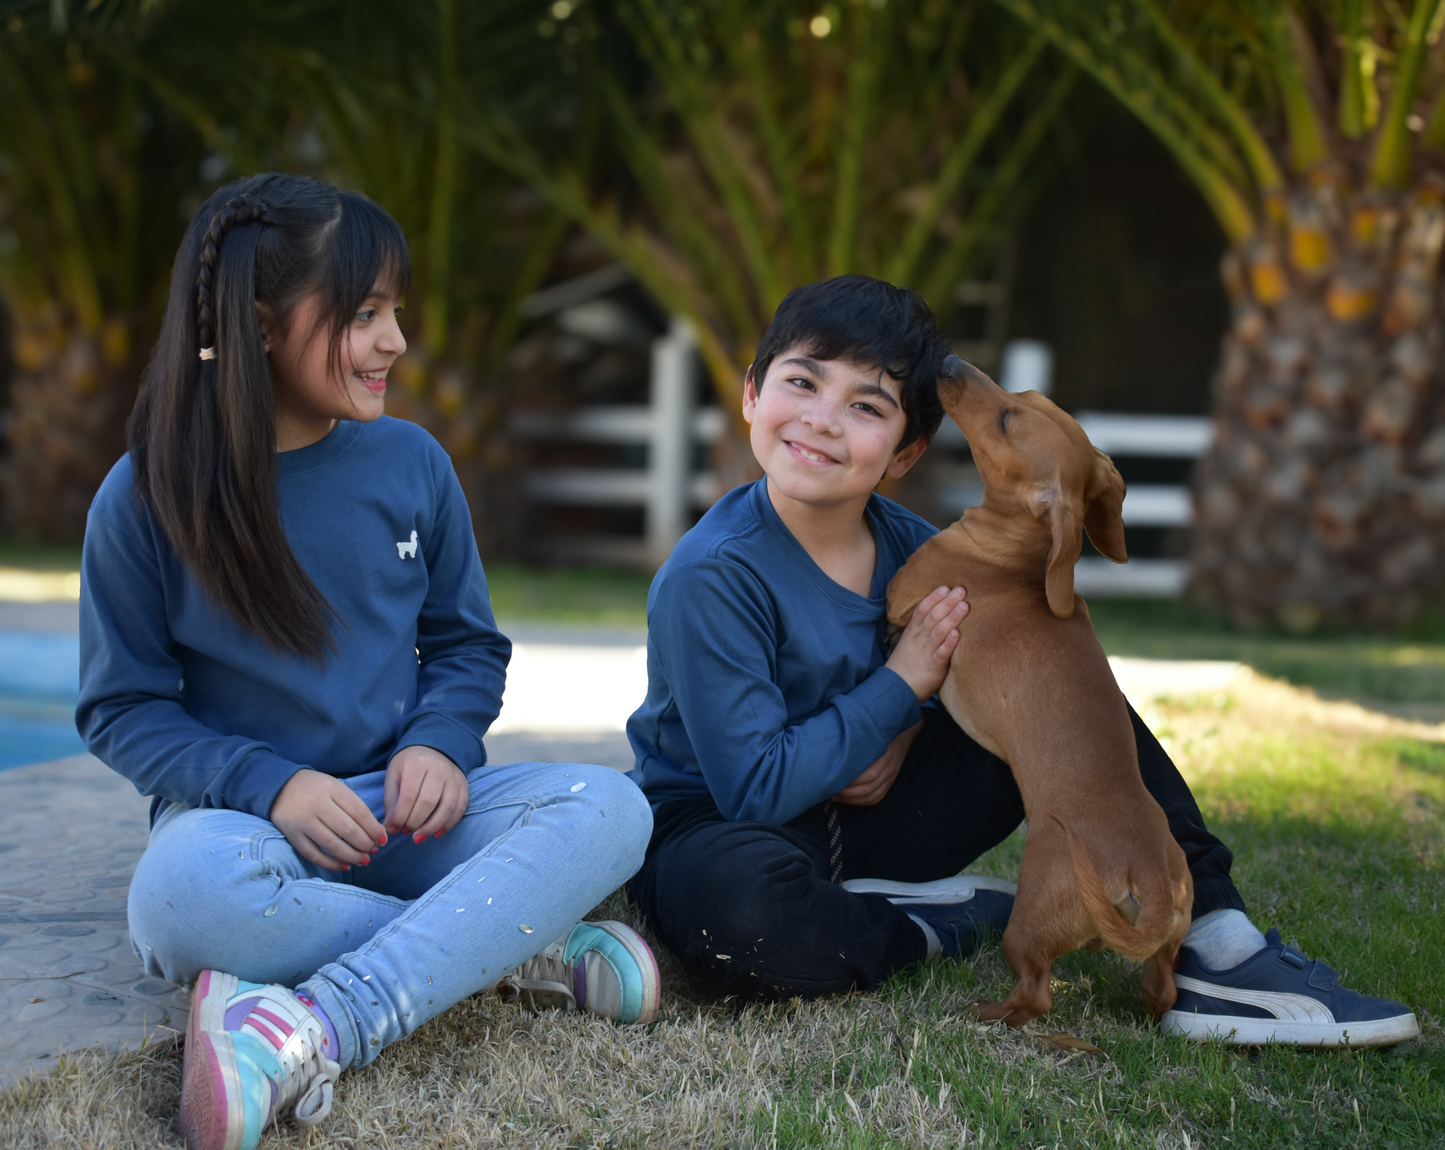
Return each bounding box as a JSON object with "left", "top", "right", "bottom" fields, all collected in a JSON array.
[{"left": 177, "top": 970, "right": 341, "bottom": 1150}]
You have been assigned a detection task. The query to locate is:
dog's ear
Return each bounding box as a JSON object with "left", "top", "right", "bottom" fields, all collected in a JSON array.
[
  {"left": 1037, "top": 484, "right": 1082, "bottom": 619},
  {"left": 1082, "top": 449, "right": 1127, "bottom": 564}
]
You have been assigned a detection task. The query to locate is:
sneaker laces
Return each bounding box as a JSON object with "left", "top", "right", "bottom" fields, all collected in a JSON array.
[
  {"left": 496, "top": 939, "right": 576, "bottom": 1013},
  {"left": 235, "top": 988, "right": 341, "bottom": 1130}
]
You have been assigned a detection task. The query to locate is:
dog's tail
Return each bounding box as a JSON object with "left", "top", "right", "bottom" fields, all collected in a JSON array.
[{"left": 1051, "top": 812, "right": 1175, "bottom": 962}]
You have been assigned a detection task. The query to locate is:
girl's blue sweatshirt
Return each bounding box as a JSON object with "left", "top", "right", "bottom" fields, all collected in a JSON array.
[
  {"left": 77, "top": 417, "right": 509, "bottom": 823},
  {"left": 626, "top": 479, "right": 936, "bottom": 825}
]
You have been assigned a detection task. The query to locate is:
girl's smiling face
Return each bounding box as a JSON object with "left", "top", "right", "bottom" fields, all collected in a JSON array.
[
  {"left": 266, "top": 284, "right": 407, "bottom": 451},
  {"left": 743, "top": 346, "right": 926, "bottom": 509}
]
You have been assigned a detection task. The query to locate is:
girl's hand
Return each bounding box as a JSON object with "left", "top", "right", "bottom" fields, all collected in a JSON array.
[
  {"left": 272, "top": 769, "right": 388, "bottom": 871},
  {"left": 384, "top": 746, "right": 469, "bottom": 843},
  {"left": 833, "top": 720, "right": 922, "bottom": 806},
  {"left": 885, "top": 585, "right": 967, "bottom": 701}
]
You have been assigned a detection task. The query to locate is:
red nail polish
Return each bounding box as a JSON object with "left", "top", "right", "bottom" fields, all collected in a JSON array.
[
  {"left": 358, "top": 857, "right": 369, "bottom": 865},
  {"left": 435, "top": 830, "right": 444, "bottom": 839}
]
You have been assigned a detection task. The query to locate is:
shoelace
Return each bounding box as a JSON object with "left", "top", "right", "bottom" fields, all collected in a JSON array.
[
  {"left": 496, "top": 941, "right": 576, "bottom": 1012},
  {"left": 238, "top": 993, "right": 340, "bottom": 1131},
  {"left": 273, "top": 1010, "right": 338, "bottom": 1129}
]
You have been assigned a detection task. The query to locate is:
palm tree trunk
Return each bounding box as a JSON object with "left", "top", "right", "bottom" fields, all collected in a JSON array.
[
  {"left": 1189, "top": 178, "right": 1445, "bottom": 630},
  {"left": 2, "top": 310, "right": 140, "bottom": 542}
]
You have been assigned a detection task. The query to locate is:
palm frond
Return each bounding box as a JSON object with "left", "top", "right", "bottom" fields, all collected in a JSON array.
[{"left": 1370, "top": 0, "right": 1445, "bottom": 188}]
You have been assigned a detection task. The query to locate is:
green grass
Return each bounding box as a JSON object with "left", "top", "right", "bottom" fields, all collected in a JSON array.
[
  {"left": 787, "top": 700, "right": 1445, "bottom": 1149},
  {"left": 1088, "top": 598, "right": 1445, "bottom": 707},
  {"left": 484, "top": 562, "right": 652, "bottom": 626},
  {"left": 0, "top": 540, "right": 83, "bottom": 571}
]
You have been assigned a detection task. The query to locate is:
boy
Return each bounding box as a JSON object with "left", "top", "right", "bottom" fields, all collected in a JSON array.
[{"left": 625, "top": 276, "right": 1418, "bottom": 1045}]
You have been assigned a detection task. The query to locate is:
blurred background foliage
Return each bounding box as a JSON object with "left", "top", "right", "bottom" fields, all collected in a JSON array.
[
  {"left": 2, "top": 0, "right": 1445, "bottom": 630},
  {"left": 0, "top": 0, "right": 1087, "bottom": 547},
  {"left": 468, "top": 0, "right": 1081, "bottom": 439}
]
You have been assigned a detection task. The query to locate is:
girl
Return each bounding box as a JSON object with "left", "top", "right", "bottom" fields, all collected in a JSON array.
[{"left": 77, "top": 173, "right": 659, "bottom": 1150}]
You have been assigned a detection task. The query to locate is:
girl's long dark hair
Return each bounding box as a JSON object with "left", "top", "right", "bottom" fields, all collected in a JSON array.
[{"left": 129, "top": 174, "right": 411, "bottom": 661}]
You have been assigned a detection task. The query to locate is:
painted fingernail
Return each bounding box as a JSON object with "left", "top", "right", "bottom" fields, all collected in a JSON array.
[
  {"left": 435, "top": 830, "right": 444, "bottom": 839},
  {"left": 358, "top": 857, "right": 369, "bottom": 865},
  {"left": 377, "top": 834, "right": 388, "bottom": 845},
  {"left": 414, "top": 833, "right": 425, "bottom": 844}
]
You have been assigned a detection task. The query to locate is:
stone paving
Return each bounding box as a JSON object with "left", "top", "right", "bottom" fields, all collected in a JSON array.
[{"left": 0, "top": 753, "right": 187, "bottom": 1083}]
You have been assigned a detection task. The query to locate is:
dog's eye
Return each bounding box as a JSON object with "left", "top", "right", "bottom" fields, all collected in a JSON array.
[{"left": 998, "top": 409, "right": 1011, "bottom": 435}]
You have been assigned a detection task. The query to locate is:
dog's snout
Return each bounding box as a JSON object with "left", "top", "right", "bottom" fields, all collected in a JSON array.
[{"left": 939, "top": 355, "right": 999, "bottom": 393}]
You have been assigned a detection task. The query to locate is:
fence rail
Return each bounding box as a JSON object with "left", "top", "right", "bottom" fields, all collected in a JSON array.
[
  {"left": 516, "top": 341, "right": 1215, "bottom": 594},
  {"left": 936, "top": 411, "right": 1214, "bottom": 597}
]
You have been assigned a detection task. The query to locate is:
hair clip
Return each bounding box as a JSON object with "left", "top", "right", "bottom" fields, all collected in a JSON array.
[{"left": 199, "top": 347, "right": 216, "bottom": 361}]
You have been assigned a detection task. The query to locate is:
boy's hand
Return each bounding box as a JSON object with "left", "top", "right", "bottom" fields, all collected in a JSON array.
[
  {"left": 384, "top": 745, "right": 469, "bottom": 843},
  {"left": 885, "top": 585, "right": 967, "bottom": 701},
  {"left": 833, "top": 720, "right": 922, "bottom": 806},
  {"left": 272, "top": 769, "right": 387, "bottom": 872}
]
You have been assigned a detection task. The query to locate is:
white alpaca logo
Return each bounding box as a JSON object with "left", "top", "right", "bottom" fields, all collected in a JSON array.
[{"left": 396, "top": 530, "right": 418, "bottom": 560}]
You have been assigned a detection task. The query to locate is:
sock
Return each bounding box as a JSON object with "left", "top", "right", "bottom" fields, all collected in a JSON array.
[
  {"left": 909, "top": 914, "right": 943, "bottom": 958},
  {"left": 295, "top": 991, "right": 341, "bottom": 1063},
  {"left": 1184, "top": 909, "right": 1268, "bottom": 970}
]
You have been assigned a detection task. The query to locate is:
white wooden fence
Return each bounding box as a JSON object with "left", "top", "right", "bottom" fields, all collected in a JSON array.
[
  {"left": 513, "top": 318, "right": 725, "bottom": 566},
  {"left": 935, "top": 410, "right": 1213, "bottom": 596},
  {"left": 515, "top": 319, "right": 1214, "bottom": 594}
]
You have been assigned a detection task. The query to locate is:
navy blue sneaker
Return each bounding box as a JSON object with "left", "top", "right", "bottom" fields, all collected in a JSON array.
[
  {"left": 842, "top": 875, "right": 1016, "bottom": 961},
  {"left": 1161, "top": 928, "right": 1420, "bottom": 1047}
]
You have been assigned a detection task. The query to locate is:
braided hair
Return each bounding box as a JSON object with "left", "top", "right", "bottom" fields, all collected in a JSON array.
[
  {"left": 195, "top": 193, "right": 277, "bottom": 358},
  {"left": 129, "top": 174, "right": 411, "bottom": 660}
]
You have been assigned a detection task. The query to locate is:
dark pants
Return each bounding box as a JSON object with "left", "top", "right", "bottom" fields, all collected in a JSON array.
[{"left": 627, "top": 704, "right": 1245, "bottom": 1001}]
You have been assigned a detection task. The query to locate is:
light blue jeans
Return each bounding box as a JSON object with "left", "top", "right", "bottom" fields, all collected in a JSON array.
[{"left": 129, "top": 760, "right": 652, "bottom": 1069}]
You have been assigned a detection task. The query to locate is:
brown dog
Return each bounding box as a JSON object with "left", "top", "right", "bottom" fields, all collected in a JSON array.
[{"left": 887, "top": 356, "right": 1192, "bottom": 1026}]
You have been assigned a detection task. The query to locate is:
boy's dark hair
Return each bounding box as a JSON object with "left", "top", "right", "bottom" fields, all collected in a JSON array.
[
  {"left": 129, "top": 173, "right": 411, "bottom": 662},
  {"left": 752, "top": 275, "right": 948, "bottom": 450}
]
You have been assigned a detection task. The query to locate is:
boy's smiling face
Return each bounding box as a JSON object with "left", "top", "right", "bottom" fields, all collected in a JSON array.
[{"left": 743, "top": 347, "right": 927, "bottom": 509}]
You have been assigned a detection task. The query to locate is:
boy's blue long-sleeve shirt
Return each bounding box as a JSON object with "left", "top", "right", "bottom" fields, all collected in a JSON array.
[
  {"left": 627, "top": 479, "right": 937, "bottom": 825},
  {"left": 77, "top": 417, "right": 510, "bottom": 822}
]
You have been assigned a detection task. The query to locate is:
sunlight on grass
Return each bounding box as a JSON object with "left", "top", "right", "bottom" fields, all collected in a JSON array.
[{"left": 1088, "top": 598, "right": 1445, "bottom": 710}]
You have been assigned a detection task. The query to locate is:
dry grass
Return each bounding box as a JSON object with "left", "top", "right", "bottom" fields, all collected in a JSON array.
[{"left": 3, "top": 673, "right": 1442, "bottom": 1148}]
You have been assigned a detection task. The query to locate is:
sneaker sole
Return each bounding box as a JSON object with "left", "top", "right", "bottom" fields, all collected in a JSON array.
[
  {"left": 179, "top": 970, "right": 244, "bottom": 1150},
  {"left": 841, "top": 875, "right": 1018, "bottom": 902},
  {"left": 593, "top": 920, "right": 661, "bottom": 1025},
  {"left": 1161, "top": 1009, "right": 1421, "bottom": 1047},
  {"left": 178, "top": 1028, "right": 248, "bottom": 1150}
]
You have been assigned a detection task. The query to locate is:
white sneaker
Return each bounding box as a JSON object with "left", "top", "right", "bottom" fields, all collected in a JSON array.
[{"left": 842, "top": 874, "right": 1018, "bottom": 902}]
